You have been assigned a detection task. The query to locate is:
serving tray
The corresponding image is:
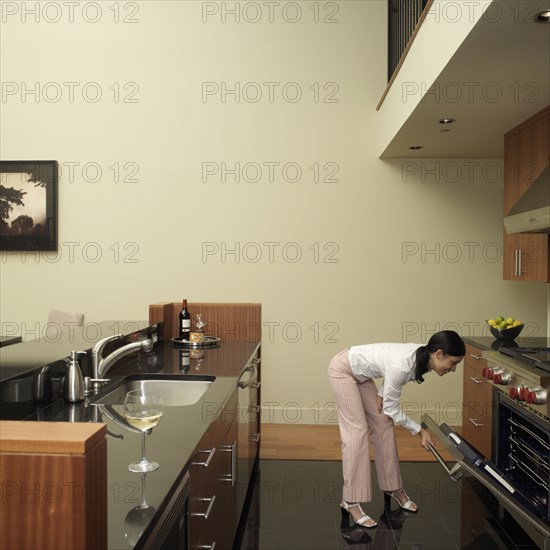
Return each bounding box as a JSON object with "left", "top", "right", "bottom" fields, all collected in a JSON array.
[{"left": 170, "top": 336, "right": 221, "bottom": 349}]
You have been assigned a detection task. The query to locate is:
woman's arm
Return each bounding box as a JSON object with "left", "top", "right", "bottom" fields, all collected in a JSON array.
[{"left": 380, "top": 368, "right": 422, "bottom": 434}]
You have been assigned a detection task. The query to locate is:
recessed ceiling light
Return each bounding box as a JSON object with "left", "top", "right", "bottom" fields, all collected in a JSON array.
[
  {"left": 534, "top": 9, "right": 550, "bottom": 22},
  {"left": 409, "top": 146, "right": 424, "bottom": 150},
  {"left": 439, "top": 118, "right": 456, "bottom": 124}
]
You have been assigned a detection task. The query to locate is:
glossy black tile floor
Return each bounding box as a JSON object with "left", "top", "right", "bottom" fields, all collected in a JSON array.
[{"left": 234, "top": 460, "right": 541, "bottom": 550}]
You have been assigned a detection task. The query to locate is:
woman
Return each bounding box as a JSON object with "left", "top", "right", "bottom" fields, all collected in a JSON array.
[{"left": 328, "top": 330, "right": 465, "bottom": 528}]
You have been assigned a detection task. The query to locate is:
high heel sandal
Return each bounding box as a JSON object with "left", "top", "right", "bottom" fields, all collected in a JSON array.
[
  {"left": 340, "top": 501, "right": 378, "bottom": 528},
  {"left": 383, "top": 489, "right": 418, "bottom": 513}
]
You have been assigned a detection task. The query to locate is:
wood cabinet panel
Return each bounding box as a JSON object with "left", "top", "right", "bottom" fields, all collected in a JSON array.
[
  {"left": 504, "top": 106, "right": 550, "bottom": 215},
  {"left": 503, "top": 230, "right": 550, "bottom": 282},
  {"left": 503, "top": 106, "right": 550, "bottom": 282},
  {"left": 189, "top": 389, "right": 238, "bottom": 550},
  {"left": 149, "top": 302, "right": 261, "bottom": 342},
  {"left": 462, "top": 345, "right": 493, "bottom": 459},
  {"left": 0, "top": 422, "right": 107, "bottom": 550}
]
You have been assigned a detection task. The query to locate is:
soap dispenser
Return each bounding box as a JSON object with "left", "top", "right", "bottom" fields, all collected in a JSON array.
[{"left": 64, "top": 351, "right": 86, "bottom": 403}]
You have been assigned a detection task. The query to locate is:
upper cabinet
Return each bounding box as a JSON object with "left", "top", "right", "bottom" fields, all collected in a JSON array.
[
  {"left": 503, "top": 106, "right": 550, "bottom": 283},
  {"left": 504, "top": 106, "right": 550, "bottom": 215}
]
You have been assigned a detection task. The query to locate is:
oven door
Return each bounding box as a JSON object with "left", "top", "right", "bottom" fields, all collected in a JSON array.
[{"left": 423, "top": 413, "right": 550, "bottom": 549}]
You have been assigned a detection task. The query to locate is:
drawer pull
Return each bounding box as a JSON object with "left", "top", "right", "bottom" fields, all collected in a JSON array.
[
  {"left": 191, "top": 495, "right": 216, "bottom": 519},
  {"left": 192, "top": 447, "right": 216, "bottom": 468},
  {"left": 469, "top": 377, "right": 483, "bottom": 384},
  {"left": 219, "top": 441, "right": 237, "bottom": 486},
  {"left": 469, "top": 418, "right": 484, "bottom": 427},
  {"left": 195, "top": 544, "right": 216, "bottom": 550},
  {"left": 469, "top": 353, "right": 482, "bottom": 360},
  {"left": 251, "top": 433, "right": 260, "bottom": 443}
]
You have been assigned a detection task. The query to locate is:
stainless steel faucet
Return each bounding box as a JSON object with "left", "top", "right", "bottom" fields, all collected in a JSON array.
[{"left": 90, "top": 334, "right": 153, "bottom": 389}]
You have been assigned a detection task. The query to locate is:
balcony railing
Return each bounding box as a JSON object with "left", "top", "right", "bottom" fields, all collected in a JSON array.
[{"left": 388, "top": 0, "right": 430, "bottom": 82}]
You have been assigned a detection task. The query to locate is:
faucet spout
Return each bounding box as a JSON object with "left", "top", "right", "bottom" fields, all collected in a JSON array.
[
  {"left": 97, "top": 338, "right": 153, "bottom": 380},
  {"left": 92, "top": 334, "right": 123, "bottom": 379}
]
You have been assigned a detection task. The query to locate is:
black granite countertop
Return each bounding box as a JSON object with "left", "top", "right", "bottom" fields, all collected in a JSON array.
[
  {"left": 463, "top": 335, "right": 550, "bottom": 352},
  {"left": 0, "top": 332, "right": 260, "bottom": 550},
  {"left": 0, "top": 320, "right": 151, "bottom": 383}
]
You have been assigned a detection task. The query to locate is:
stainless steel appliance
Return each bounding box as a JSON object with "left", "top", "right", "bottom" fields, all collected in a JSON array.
[
  {"left": 425, "top": 339, "right": 550, "bottom": 549},
  {"left": 236, "top": 352, "right": 261, "bottom": 518}
]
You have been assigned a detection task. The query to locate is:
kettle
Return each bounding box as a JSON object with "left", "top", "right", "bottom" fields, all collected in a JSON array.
[{"left": 63, "top": 351, "right": 86, "bottom": 403}]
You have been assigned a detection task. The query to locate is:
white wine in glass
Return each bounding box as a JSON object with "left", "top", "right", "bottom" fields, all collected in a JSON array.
[{"left": 124, "top": 390, "right": 163, "bottom": 473}]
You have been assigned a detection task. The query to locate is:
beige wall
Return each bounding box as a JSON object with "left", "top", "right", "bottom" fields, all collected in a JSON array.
[{"left": 1, "top": 1, "right": 548, "bottom": 426}]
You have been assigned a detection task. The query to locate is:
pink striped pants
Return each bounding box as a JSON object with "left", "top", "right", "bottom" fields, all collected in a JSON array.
[{"left": 328, "top": 349, "right": 402, "bottom": 502}]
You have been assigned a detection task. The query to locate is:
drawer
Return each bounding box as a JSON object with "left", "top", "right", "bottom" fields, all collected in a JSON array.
[{"left": 464, "top": 344, "right": 487, "bottom": 374}]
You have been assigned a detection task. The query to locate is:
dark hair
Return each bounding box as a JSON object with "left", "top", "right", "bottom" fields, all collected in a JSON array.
[{"left": 414, "top": 330, "right": 466, "bottom": 383}]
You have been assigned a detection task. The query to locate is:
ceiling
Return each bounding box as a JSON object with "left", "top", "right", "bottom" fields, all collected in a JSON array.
[{"left": 380, "top": 0, "right": 550, "bottom": 158}]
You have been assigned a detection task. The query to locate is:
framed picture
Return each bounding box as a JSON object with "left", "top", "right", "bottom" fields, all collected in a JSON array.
[{"left": 0, "top": 161, "right": 58, "bottom": 251}]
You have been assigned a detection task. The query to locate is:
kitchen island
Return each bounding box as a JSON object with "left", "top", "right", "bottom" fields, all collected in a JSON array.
[{"left": 0, "top": 322, "right": 261, "bottom": 550}]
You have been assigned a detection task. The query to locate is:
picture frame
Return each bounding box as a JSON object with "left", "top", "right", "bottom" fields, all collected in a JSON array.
[{"left": 0, "top": 160, "right": 58, "bottom": 251}]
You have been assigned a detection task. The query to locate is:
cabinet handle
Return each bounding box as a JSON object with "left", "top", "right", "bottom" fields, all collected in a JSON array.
[
  {"left": 192, "top": 447, "right": 216, "bottom": 468},
  {"left": 238, "top": 363, "right": 257, "bottom": 389},
  {"left": 195, "top": 544, "right": 216, "bottom": 550},
  {"left": 469, "top": 418, "right": 484, "bottom": 427},
  {"left": 518, "top": 248, "right": 524, "bottom": 275},
  {"left": 514, "top": 248, "right": 519, "bottom": 276},
  {"left": 251, "top": 433, "right": 260, "bottom": 443},
  {"left": 469, "top": 353, "right": 482, "bottom": 360},
  {"left": 191, "top": 495, "right": 216, "bottom": 519},
  {"left": 219, "top": 441, "right": 237, "bottom": 486},
  {"left": 469, "top": 377, "right": 483, "bottom": 384}
]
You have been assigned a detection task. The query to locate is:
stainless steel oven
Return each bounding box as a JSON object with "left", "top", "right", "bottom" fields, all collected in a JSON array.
[
  {"left": 495, "top": 391, "right": 550, "bottom": 523},
  {"left": 425, "top": 339, "right": 550, "bottom": 549}
]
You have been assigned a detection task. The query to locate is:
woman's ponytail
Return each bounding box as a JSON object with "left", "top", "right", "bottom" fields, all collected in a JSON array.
[{"left": 414, "top": 330, "right": 466, "bottom": 383}]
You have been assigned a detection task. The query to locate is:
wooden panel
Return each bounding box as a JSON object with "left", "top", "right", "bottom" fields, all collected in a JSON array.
[
  {"left": 504, "top": 105, "right": 550, "bottom": 214},
  {"left": 149, "top": 302, "right": 261, "bottom": 342},
  {"left": 260, "top": 423, "right": 461, "bottom": 462},
  {"left": 0, "top": 435, "right": 107, "bottom": 550},
  {"left": 0, "top": 421, "right": 106, "bottom": 454},
  {"left": 503, "top": 230, "right": 550, "bottom": 282},
  {"left": 463, "top": 344, "right": 492, "bottom": 459}
]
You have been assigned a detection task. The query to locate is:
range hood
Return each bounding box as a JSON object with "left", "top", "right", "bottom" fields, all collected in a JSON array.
[{"left": 504, "top": 166, "right": 550, "bottom": 234}]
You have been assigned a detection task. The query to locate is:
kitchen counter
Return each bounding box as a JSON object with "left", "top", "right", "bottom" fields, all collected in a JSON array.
[
  {"left": 0, "top": 333, "right": 260, "bottom": 550},
  {"left": 463, "top": 335, "right": 550, "bottom": 352},
  {"left": 0, "top": 320, "right": 151, "bottom": 383}
]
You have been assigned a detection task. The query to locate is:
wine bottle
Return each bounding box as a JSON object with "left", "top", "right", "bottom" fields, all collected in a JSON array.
[{"left": 179, "top": 299, "right": 191, "bottom": 340}]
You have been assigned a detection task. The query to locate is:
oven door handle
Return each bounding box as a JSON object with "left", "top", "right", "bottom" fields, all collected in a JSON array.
[{"left": 426, "top": 442, "right": 464, "bottom": 481}]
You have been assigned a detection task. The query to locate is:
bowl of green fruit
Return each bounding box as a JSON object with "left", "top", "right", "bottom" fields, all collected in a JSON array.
[{"left": 487, "top": 316, "right": 524, "bottom": 340}]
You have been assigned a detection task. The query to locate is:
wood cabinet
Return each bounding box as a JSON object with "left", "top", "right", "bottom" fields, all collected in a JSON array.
[
  {"left": 462, "top": 344, "right": 493, "bottom": 459},
  {"left": 502, "top": 230, "right": 550, "bottom": 282},
  {"left": 0, "top": 422, "right": 107, "bottom": 550},
  {"left": 189, "top": 388, "right": 238, "bottom": 550},
  {"left": 503, "top": 106, "right": 550, "bottom": 282}
]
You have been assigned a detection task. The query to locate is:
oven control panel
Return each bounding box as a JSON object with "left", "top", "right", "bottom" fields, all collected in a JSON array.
[{"left": 483, "top": 355, "right": 550, "bottom": 417}]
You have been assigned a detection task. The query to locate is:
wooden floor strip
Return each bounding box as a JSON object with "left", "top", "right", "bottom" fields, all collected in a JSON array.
[{"left": 260, "top": 424, "right": 461, "bottom": 462}]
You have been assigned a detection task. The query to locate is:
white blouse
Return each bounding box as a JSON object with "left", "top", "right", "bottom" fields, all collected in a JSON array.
[{"left": 348, "top": 342, "right": 423, "bottom": 434}]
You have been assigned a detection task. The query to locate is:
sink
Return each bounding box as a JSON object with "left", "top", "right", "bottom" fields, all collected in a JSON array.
[{"left": 92, "top": 375, "right": 215, "bottom": 406}]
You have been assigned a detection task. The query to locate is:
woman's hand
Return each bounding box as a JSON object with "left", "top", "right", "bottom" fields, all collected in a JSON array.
[
  {"left": 419, "top": 428, "right": 434, "bottom": 451},
  {"left": 376, "top": 395, "right": 383, "bottom": 413}
]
